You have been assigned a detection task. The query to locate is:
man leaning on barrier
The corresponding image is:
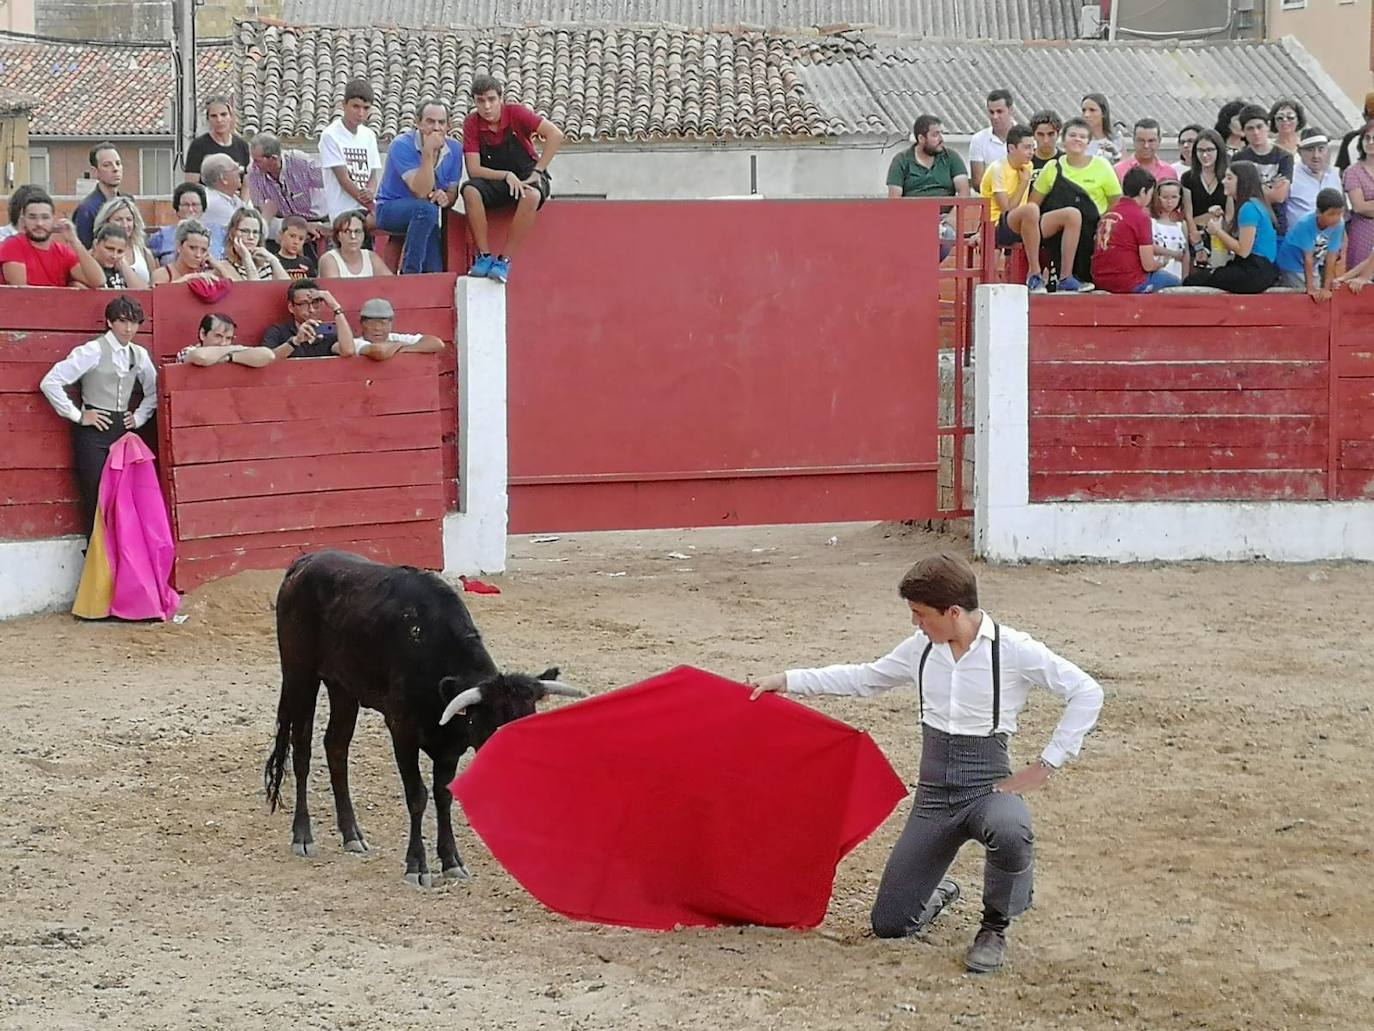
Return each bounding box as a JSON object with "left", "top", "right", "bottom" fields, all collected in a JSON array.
[{"left": 262, "top": 279, "right": 357, "bottom": 359}]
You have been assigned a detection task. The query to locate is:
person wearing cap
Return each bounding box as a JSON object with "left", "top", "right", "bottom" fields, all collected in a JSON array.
[
  {"left": 355, "top": 297, "right": 446, "bottom": 361},
  {"left": 1284, "top": 128, "right": 1342, "bottom": 228}
]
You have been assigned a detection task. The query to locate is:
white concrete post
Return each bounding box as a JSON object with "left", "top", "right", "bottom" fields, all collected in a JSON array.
[
  {"left": 442, "top": 277, "right": 509, "bottom": 575},
  {"left": 0, "top": 538, "right": 85, "bottom": 620},
  {"left": 973, "top": 284, "right": 1030, "bottom": 560}
]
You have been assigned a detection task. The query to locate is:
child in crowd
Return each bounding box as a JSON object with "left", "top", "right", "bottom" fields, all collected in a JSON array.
[
  {"left": 1150, "top": 180, "right": 1190, "bottom": 282},
  {"left": 276, "top": 215, "right": 318, "bottom": 280},
  {"left": 1276, "top": 188, "right": 1347, "bottom": 300},
  {"left": 1091, "top": 167, "right": 1180, "bottom": 294}
]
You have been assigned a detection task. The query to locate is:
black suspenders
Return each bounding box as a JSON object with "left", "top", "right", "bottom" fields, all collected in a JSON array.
[{"left": 917, "top": 618, "right": 1001, "bottom": 735}]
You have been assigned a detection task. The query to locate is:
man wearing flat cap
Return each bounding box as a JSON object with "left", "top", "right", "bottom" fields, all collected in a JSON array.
[
  {"left": 1284, "top": 127, "right": 1342, "bottom": 228},
  {"left": 356, "top": 297, "right": 446, "bottom": 361}
]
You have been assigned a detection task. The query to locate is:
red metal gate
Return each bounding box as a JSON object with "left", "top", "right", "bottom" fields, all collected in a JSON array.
[{"left": 453, "top": 200, "right": 950, "bottom": 532}]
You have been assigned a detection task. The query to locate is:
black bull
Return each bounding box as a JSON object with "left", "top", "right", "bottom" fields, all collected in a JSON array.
[{"left": 264, "top": 550, "right": 584, "bottom": 886}]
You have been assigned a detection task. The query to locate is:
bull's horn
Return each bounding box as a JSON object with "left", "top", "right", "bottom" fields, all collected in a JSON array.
[
  {"left": 539, "top": 680, "right": 587, "bottom": 699},
  {"left": 439, "top": 687, "right": 484, "bottom": 725}
]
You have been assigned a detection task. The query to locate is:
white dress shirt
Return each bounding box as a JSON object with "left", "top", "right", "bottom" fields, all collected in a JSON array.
[
  {"left": 785, "top": 612, "right": 1103, "bottom": 768},
  {"left": 968, "top": 127, "right": 1007, "bottom": 171},
  {"left": 40, "top": 331, "right": 158, "bottom": 429}
]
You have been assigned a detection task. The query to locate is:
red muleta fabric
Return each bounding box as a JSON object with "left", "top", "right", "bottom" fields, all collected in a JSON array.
[{"left": 453, "top": 665, "right": 907, "bottom": 931}]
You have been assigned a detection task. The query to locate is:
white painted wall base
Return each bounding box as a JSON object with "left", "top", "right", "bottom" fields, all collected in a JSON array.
[
  {"left": 973, "top": 283, "right": 1374, "bottom": 563},
  {"left": 0, "top": 536, "right": 85, "bottom": 620},
  {"left": 442, "top": 276, "right": 509, "bottom": 576}
]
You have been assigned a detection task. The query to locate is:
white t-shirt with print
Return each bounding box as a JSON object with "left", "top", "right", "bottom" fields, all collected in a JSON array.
[{"left": 319, "top": 118, "right": 382, "bottom": 219}]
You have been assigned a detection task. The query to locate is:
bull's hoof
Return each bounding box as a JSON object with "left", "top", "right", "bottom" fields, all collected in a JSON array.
[
  {"left": 441, "top": 863, "right": 472, "bottom": 882},
  {"left": 291, "top": 841, "right": 317, "bottom": 858},
  {"left": 342, "top": 837, "right": 369, "bottom": 854},
  {"left": 404, "top": 871, "right": 436, "bottom": 889}
]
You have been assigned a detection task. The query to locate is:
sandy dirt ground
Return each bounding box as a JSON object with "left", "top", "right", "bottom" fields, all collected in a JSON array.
[{"left": 1, "top": 522, "right": 1371, "bottom": 1030}]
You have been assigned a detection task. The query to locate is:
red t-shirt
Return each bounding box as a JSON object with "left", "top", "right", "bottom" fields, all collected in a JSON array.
[
  {"left": 0, "top": 233, "right": 78, "bottom": 287},
  {"left": 462, "top": 103, "right": 543, "bottom": 163},
  {"left": 1091, "top": 198, "right": 1152, "bottom": 294}
]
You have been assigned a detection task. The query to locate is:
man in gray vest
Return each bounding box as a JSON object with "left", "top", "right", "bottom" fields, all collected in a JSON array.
[
  {"left": 749, "top": 552, "right": 1103, "bottom": 973},
  {"left": 39, "top": 295, "right": 158, "bottom": 534}
]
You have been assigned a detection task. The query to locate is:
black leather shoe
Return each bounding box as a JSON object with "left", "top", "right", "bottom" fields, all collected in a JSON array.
[{"left": 963, "top": 927, "right": 1006, "bottom": 973}]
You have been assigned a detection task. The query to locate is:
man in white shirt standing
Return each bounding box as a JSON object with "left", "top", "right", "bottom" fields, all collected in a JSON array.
[
  {"left": 968, "top": 88, "right": 1015, "bottom": 188},
  {"left": 319, "top": 78, "right": 383, "bottom": 222},
  {"left": 39, "top": 295, "right": 158, "bottom": 534},
  {"left": 749, "top": 552, "right": 1103, "bottom": 974},
  {"left": 199, "top": 154, "right": 245, "bottom": 247}
]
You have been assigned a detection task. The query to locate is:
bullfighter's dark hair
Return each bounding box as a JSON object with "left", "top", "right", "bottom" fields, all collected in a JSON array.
[
  {"left": 104, "top": 295, "right": 145, "bottom": 326},
  {"left": 898, "top": 553, "right": 978, "bottom": 613}
]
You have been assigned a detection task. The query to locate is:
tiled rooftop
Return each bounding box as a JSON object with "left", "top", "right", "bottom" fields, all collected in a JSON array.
[
  {"left": 0, "top": 42, "right": 232, "bottom": 136},
  {"left": 278, "top": 0, "right": 1084, "bottom": 40},
  {"left": 237, "top": 21, "right": 1360, "bottom": 143},
  {"left": 237, "top": 21, "right": 836, "bottom": 141},
  {"left": 0, "top": 84, "right": 35, "bottom": 115}
]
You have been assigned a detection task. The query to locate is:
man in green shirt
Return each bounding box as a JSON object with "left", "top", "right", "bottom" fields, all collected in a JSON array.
[{"left": 887, "top": 114, "right": 971, "bottom": 260}]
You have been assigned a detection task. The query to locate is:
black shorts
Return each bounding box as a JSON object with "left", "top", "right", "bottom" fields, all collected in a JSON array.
[
  {"left": 463, "top": 170, "right": 550, "bottom": 211},
  {"left": 995, "top": 212, "right": 1022, "bottom": 247}
]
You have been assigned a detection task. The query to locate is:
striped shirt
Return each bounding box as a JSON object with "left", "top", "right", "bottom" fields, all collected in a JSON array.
[{"left": 247, "top": 150, "right": 324, "bottom": 220}]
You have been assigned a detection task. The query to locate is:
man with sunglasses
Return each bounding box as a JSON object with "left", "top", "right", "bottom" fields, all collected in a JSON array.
[{"left": 262, "top": 279, "right": 357, "bottom": 358}]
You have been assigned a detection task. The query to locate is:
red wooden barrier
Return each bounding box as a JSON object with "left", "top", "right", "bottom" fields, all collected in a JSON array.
[
  {"left": 0, "top": 287, "right": 155, "bottom": 539},
  {"left": 160, "top": 356, "right": 446, "bottom": 590},
  {"left": 448, "top": 201, "right": 944, "bottom": 532},
  {"left": 1027, "top": 292, "right": 1374, "bottom": 503},
  {"left": 149, "top": 275, "right": 459, "bottom": 508}
]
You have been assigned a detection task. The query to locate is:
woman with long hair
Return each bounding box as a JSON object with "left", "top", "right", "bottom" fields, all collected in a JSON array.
[
  {"left": 1181, "top": 128, "right": 1231, "bottom": 269},
  {"left": 226, "top": 207, "right": 288, "bottom": 281},
  {"left": 319, "top": 209, "right": 394, "bottom": 279},
  {"left": 1079, "top": 93, "right": 1121, "bottom": 162},
  {"left": 1343, "top": 120, "right": 1374, "bottom": 268},
  {"left": 1269, "top": 98, "right": 1306, "bottom": 155},
  {"left": 93, "top": 196, "right": 156, "bottom": 285},
  {"left": 150, "top": 220, "right": 236, "bottom": 285},
  {"left": 1181, "top": 161, "right": 1279, "bottom": 293},
  {"left": 1214, "top": 100, "right": 1247, "bottom": 156}
]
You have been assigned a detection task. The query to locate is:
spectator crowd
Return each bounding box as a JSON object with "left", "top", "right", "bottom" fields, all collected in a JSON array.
[{"left": 888, "top": 88, "right": 1374, "bottom": 297}]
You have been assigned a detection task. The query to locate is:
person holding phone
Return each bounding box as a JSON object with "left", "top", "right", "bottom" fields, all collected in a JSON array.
[
  {"left": 262, "top": 278, "right": 357, "bottom": 358},
  {"left": 39, "top": 295, "right": 157, "bottom": 535}
]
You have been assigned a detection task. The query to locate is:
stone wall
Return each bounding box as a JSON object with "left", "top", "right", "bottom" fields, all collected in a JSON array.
[{"left": 34, "top": 0, "right": 281, "bottom": 41}]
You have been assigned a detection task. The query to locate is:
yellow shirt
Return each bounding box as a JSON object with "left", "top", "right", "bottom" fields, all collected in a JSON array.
[
  {"left": 979, "top": 159, "right": 1033, "bottom": 223},
  {"left": 1031, "top": 156, "right": 1123, "bottom": 215}
]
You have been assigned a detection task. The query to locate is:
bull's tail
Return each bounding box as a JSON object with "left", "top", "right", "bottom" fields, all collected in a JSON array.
[{"left": 263, "top": 691, "right": 294, "bottom": 813}]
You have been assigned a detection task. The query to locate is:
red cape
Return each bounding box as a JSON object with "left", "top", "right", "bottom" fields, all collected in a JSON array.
[{"left": 453, "top": 666, "right": 906, "bottom": 930}]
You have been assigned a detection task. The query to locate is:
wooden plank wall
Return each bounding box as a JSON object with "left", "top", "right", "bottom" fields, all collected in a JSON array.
[
  {"left": 1330, "top": 289, "right": 1374, "bottom": 500},
  {"left": 148, "top": 275, "right": 459, "bottom": 508},
  {"left": 0, "top": 287, "right": 155, "bottom": 539},
  {"left": 161, "top": 357, "right": 446, "bottom": 591},
  {"left": 1028, "top": 294, "right": 1331, "bottom": 502}
]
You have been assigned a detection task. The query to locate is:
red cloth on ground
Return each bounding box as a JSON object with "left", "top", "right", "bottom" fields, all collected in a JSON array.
[{"left": 453, "top": 665, "right": 906, "bottom": 931}]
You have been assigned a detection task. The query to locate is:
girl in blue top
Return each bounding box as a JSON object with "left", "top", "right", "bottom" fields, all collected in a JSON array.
[{"left": 1182, "top": 161, "right": 1280, "bottom": 293}]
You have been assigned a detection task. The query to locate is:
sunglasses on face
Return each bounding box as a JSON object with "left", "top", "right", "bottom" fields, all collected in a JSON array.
[{"left": 1275, "top": 113, "right": 1298, "bottom": 122}]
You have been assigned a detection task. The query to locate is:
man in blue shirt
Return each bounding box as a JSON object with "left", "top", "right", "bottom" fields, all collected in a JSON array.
[
  {"left": 73, "top": 143, "right": 129, "bottom": 248},
  {"left": 375, "top": 100, "right": 465, "bottom": 274}
]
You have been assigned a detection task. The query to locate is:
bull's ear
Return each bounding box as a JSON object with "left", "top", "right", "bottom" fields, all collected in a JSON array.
[
  {"left": 538, "top": 666, "right": 560, "bottom": 681},
  {"left": 438, "top": 676, "right": 462, "bottom": 703}
]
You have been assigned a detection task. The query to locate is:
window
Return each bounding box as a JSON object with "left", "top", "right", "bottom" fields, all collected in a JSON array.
[
  {"left": 28, "top": 147, "right": 50, "bottom": 191},
  {"left": 1280, "top": 0, "right": 1306, "bottom": 9},
  {"left": 140, "top": 146, "right": 174, "bottom": 195}
]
